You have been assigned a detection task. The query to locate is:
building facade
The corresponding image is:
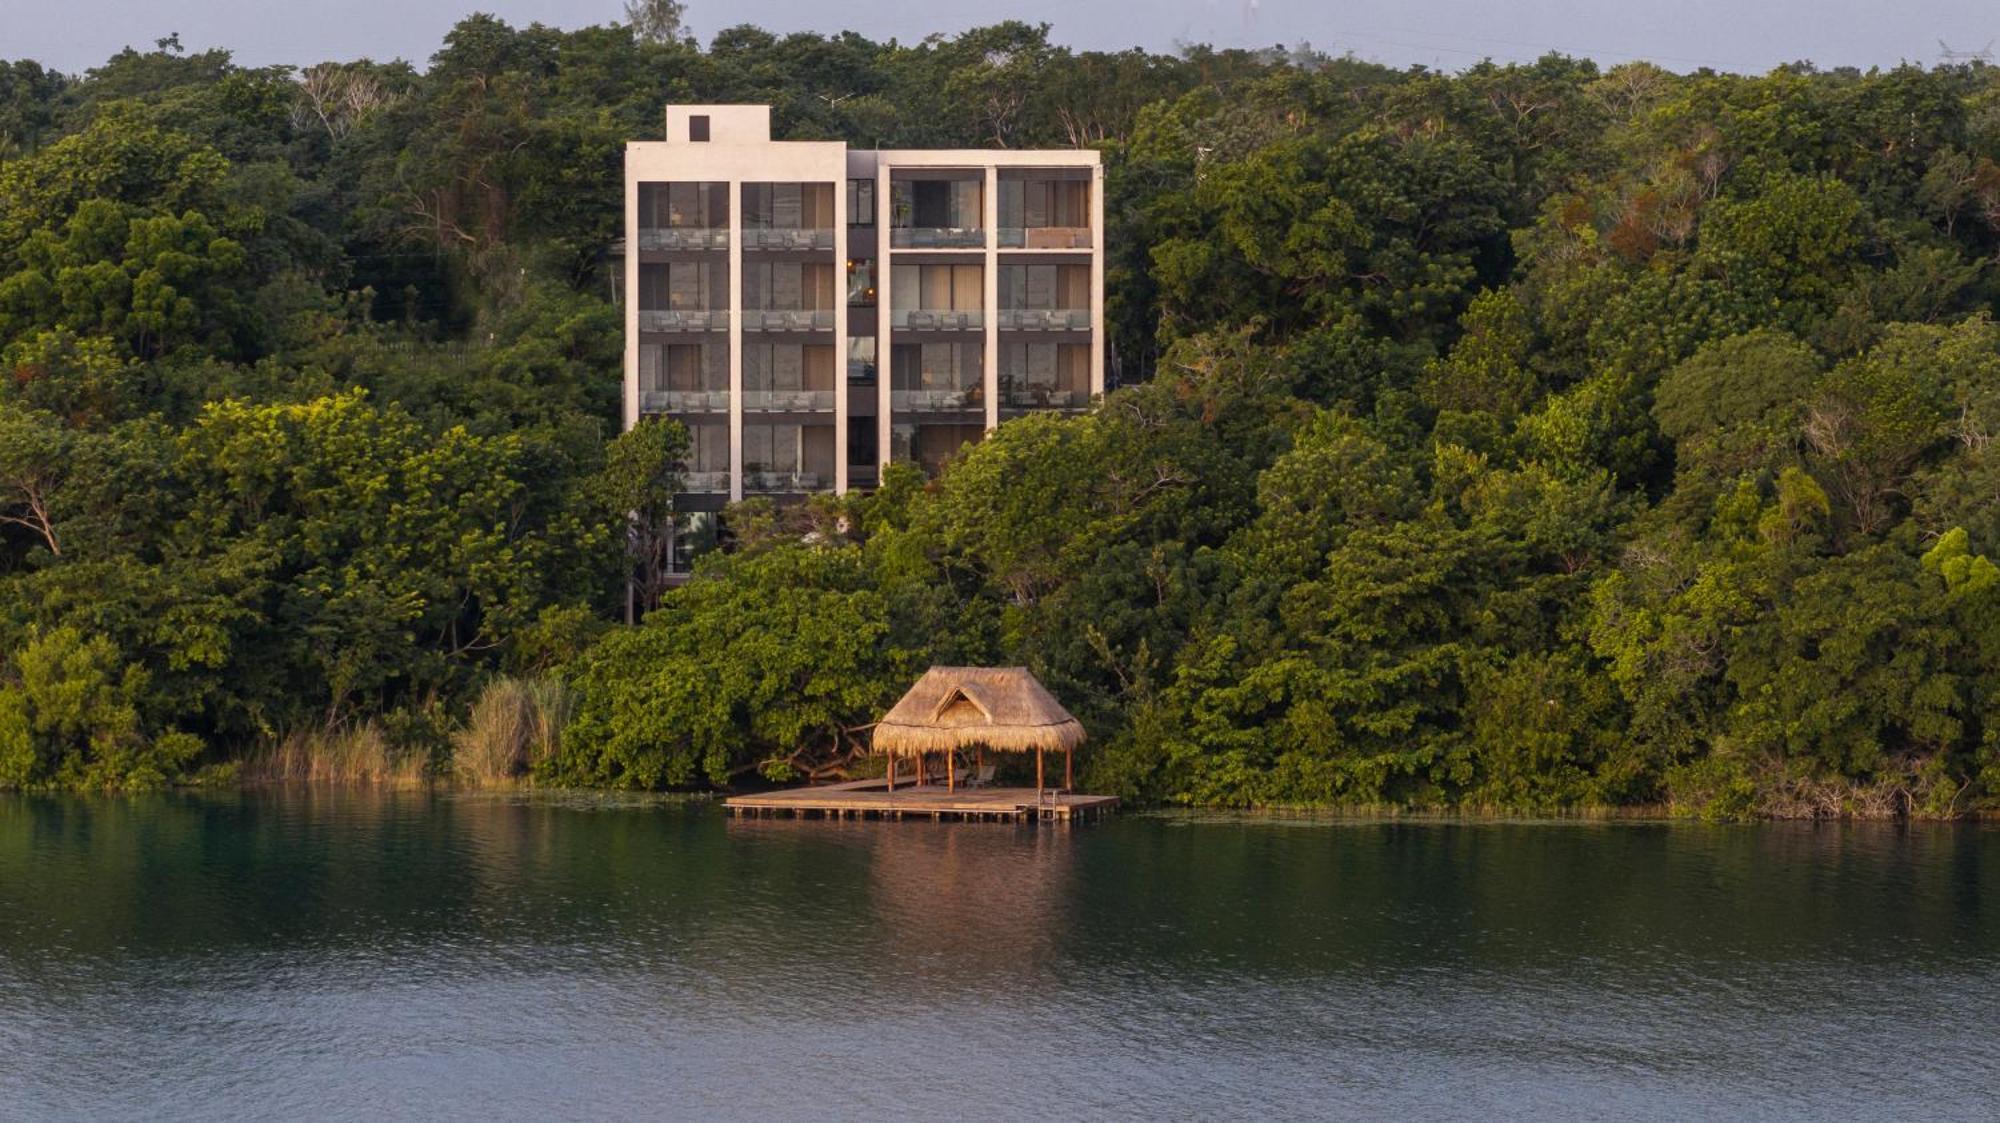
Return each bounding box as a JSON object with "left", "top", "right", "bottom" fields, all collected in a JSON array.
[{"left": 623, "top": 105, "right": 1105, "bottom": 524}]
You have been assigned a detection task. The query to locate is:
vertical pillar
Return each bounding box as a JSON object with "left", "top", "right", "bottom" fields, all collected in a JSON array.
[
  {"left": 1089, "top": 161, "right": 1106, "bottom": 398},
  {"left": 623, "top": 150, "right": 641, "bottom": 433},
  {"left": 877, "top": 160, "right": 893, "bottom": 477},
  {"left": 1065, "top": 747, "right": 1073, "bottom": 791},
  {"left": 887, "top": 754, "right": 895, "bottom": 792},
  {"left": 833, "top": 169, "right": 850, "bottom": 494},
  {"left": 727, "top": 176, "right": 744, "bottom": 503},
  {"left": 623, "top": 152, "right": 642, "bottom": 626},
  {"left": 983, "top": 164, "right": 1000, "bottom": 432},
  {"left": 947, "top": 751, "right": 955, "bottom": 792}
]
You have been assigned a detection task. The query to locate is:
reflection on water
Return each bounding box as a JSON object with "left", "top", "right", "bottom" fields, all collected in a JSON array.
[{"left": 0, "top": 793, "right": 1996, "bottom": 1120}]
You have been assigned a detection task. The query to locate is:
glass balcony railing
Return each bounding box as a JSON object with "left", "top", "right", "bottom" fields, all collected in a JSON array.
[
  {"left": 743, "top": 470, "right": 829, "bottom": 493},
  {"left": 847, "top": 359, "right": 878, "bottom": 381},
  {"left": 997, "top": 308, "right": 1090, "bottom": 331},
  {"left": 998, "top": 227, "right": 1090, "bottom": 249},
  {"left": 890, "top": 309, "right": 983, "bottom": 331},
  {"left": 742, "top": 228, "right": 835, "bottom": 250},
  {"left": 679, "top": 471, "right": 731, "bottom": 494},
  {"left": 638, "top": 228, "right": 728, "bottom": 251},
  {"left": 639, "top": 310, "right": 729, "bottom": 332},
  {"left": 892, "top": 388, "right": 984, "bottom": 412},
  {"left": 1000, "top": 384, "right": 1087, "bottom": 411},
  {"left": 740, "top": 309, "right": 835, "bottom": 332},
  {"left": 640, "top": 390, "right": 730, "bottom": 414},
  {"left": 741, "top": 390, "right": 835, "bottom": 412},
  {"left": 889, "top": 227, "right": 985, "bottom": 249}
]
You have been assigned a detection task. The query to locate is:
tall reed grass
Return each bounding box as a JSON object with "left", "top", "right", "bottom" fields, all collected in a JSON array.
[
  {"left": 241, "top": 722, "right": 431, "bottom": 787},
  {"left": 451, "top": 676, "right": 571, "bottom": 786}
]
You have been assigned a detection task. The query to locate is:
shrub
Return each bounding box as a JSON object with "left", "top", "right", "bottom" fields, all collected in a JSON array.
[
  {"left": 452, "top": 676, "right": 571, "bottom": 785},
  {"left": 0, "top": 626, "right": 202, "bottom": 790}
]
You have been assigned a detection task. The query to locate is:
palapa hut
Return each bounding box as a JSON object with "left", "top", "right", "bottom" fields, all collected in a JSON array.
[{"left": 872, "top": 667, "right": 1086, "bottom": 796}]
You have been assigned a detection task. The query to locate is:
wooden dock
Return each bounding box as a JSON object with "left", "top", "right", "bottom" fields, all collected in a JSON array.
[{"left": 724, "top": 778, "right": 1118, "bottom": 823}]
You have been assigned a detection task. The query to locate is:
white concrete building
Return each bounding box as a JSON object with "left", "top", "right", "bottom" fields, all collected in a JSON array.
[{"left": 623, "top": 105, "right": 1104, "bottom": 561}]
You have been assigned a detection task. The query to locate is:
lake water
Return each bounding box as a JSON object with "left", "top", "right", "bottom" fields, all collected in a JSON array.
[{"left": 0, "top": 791, "right": 1996, "bottom": 1120}]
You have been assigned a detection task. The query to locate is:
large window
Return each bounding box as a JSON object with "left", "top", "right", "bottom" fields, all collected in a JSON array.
[
  {"left": 743, "top": 423, "right": 800, "bottom": 474},
  {"left": 999, "top": 264, "right": 1089, "bottom": 309},
  {"left": 640, "top": 343, "right": 727, "bottom": 392},
  {"left": 892, "top": 179, "right": 982, "bottom": 228},
  {"left": 743, "top": 344, "right": 836, "bottom": 392},
  {"left": 889, "top": 179, "right": 984, "bottom": 246},
  {"left": 892, "top": 342, "right": 982, "bottom": 391},
  {"left": 638, "top": 182, "right": 728, "bottom": 229},
  {"left": 893, "top": 422, "right": 983, "bottom": 476},
  {"left": 847, "top": 417, "right": 877, "bottom": 466},
  {"left": 847, "top": 179, "right": 875, "bottom": 226},
  {"left": 685, "top": 421, "right": 728, "bottom": 472},
  {"left": 742, "top": 261, "right": 836, "bottom": 310},
  {"left": 848, "top": 336, "right": 877, "bottom": 381},
  {"left": 890, "top": 264, "right": 982, "bottom": 311},
  {"left": 847, "top": 259, "right": 875, "bottom": 306},
  {"left": 998, "top": 178, "right": 1089, "bottom": 229},
  {"left": 638, "top": 262, "right": 725, "bottom": 310},
  {"left": 1000, "top": 341, "right": 1088, "bottom": 409},
  {"left": 742, "top": 183, "right": 836, "bottom": 229},
  {"left": 743, "top": 422, "right": 836, "bottom": 487}
]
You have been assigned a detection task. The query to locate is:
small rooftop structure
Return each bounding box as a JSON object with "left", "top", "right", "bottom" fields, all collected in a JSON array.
[
  {"left": 875, "top": 666, "right": 1084, "bottom": 797},
  {"left": 872, "top": 666, "right": 1085, "bottom": 757}
]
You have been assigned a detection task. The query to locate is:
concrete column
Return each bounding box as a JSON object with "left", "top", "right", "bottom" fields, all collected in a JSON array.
[
  {"left": 728, "top": 177, "right": 743, "bottom": 503},
  {"left": 1090, "top": 162, "right": 1106, "bottom": 399},
  {"left": 623, "top": 150, "right": 640, "bottom": 432},
  {"left": 622, "top": 152, "right": 642, "bottom": 624},
  {"left": 877, "top": 162, "right": 893, "bottom": 476},
  {"left": 833, "top": 177, "right": 849, "bottom": 494},
  {"left": 983, "top": 165, "right": 1000, "bottom": 432}
]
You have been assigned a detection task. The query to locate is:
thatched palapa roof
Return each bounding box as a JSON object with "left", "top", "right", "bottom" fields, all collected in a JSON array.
[{"left": 872, "top": 667, "right": 1086, "bottom": 757}]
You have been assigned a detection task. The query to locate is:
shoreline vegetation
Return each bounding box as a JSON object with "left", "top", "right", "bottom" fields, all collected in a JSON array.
[
  {"left": 4, "top": 18, "right": 2000, "bottom": 822},
  {"left": 48, "top": 771, "right": 2000, "bottom": 826}
]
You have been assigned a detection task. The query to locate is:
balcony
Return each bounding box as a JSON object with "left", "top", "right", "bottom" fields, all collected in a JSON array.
[
  {"left": 680, "top": 471, "right": 731, "bottom": 494},
  {"left": 891, "top": 309, "right": 983, "bottom": 331},
  {"left": 1001, "top": 385, "right": 1087, "bottom": 411},
  {"left": 639, "top": 310, "right": 729, "bottom": 332},
  {"left": 997, "top": 309, "right": 1090, "bottom": 331},
  {"left": 893, "top": 388, "right": 984, "bottom": 412},
  {"left": 640, "top": 390, "right": 730, "bottom": 414},
  {"left": 742, "top": 390, "right": 835, "bottom": 413},
  {"left": 889, "top": 227, "right": 985, "bottom": 249},
  {"left": 638, "top": 228, "right": 728, "bottom": 251},
  {"left": 743, "top": 228, "right": 835, "bottom": 251},
  {"left": 743, "top": 470, "right": 828, "bottom": 493},
  {"left": 999, "top": 227, "right": 1090, "bottom": 249},
  {"left": 741, "top": 309, "right": 835, "bottom": 332}
]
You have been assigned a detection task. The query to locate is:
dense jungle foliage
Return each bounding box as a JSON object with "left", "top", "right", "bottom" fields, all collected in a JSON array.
[{"left": 4, "top": 17, "right": 2000, "bottom": 816}]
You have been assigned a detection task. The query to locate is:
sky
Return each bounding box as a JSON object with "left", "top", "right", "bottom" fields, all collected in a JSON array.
[{"left": 4, "top": 0, "right": 1998, "bottom": 76}]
